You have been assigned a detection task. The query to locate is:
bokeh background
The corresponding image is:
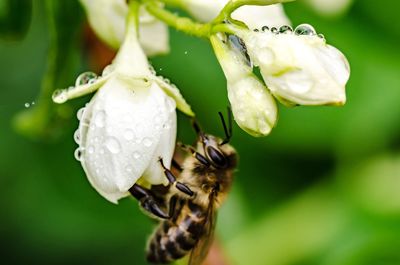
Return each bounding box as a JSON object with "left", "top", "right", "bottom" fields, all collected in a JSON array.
[{"left": 1, "top": 0, "right": 400, "bottom": 264}]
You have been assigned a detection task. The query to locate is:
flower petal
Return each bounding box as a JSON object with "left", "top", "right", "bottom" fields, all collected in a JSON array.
[
  {"left": 211, "top": 34, "right": 277, "bottom": 137},
  {"left": 155, "top": 77, "right": 195, "bottom": 117},
  {"left": 77, "top": 77, "right": 173, "bottom": 203},
  {"left": 139, "top": 8, "right": 170, "bottom": 56},
  {"left": 79, "top": 0, "right": 170, "bottom": 56}
]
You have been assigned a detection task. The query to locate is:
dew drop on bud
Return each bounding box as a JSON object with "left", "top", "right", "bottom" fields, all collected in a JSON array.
[
  {"left": 261, "top": 26, "right": 269, "bottom": 32},
  {"left": 279, "top": 25, "right": 293, "bottom": 34},
  {"left": 253, "top": 28, "right": 259, "bottom": 32},
  {"left": 294, "top": 24, "right": 316, "bottom": 36},
  {"left": 75, "top": 72, "right": 98, "bottom": 87},
  {"left": 52, "top": 89, "right": 68, "bottom": 104}
]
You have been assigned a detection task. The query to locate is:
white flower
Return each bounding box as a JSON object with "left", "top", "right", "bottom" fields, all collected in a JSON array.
[
  {"left": 79, "top": 0, "right": 169, "bottom": 56},
  {"left": 231, "top": 4, "right": 291, "bottom": 30},
  {"left": 239, "top": 24, "right": 350, "bottom": 105},
  {"left": 211, "top": 34, "right": 277, "bottom": 137},
  {"left": 53, "top": 7, "right": 193, "bottom": 203},
  {"left": 183, "top": 0, "right": 290, "bottom": 29}
]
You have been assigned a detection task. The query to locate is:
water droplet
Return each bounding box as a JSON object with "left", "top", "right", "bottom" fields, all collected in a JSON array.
[
  {"left": 31, "top": 101, "right": 35, "bottom": 105},
  {"left": 77, "top": 107, "right": 85, "bottom": 120},
  {"left": 102, "top": 64, "right": 115, "bottom": 76},
  {"left": 52, "top": 89, "right": 68, "bottom": 104},
  {"left": 124, "top": 129, "right": 134, "bottom": 140},
  {"left": 163, "top": 122, "right": 171, "bottom": 130},
  {"left": 74, "top": 129, "right": 81, "bottom": 144},
  {"left": 87, "top": 145, "right": 95, "bottom": 154},
  {"left": 24, "top": 102, "right": 30, "bottom": 108},
  {"left": 75, "top": 72, "right": 98, "bottom": 86},
  {"left": 159, "top": 68, "right": 163, "bottom": 71},
  {"left": 105, "top": 137, "right": 121, "bottom": 154},
  {"left": 253, "top": 28, "right": 259, "bottom": 32},
  {"left": 258, "top": 119, "right": 270, "bottom": 135},
  {"left": 318, "top": 33, "right": 325, "bottom": 40},
  {"left": 184, "top": 51, "right": 188, "bottom": 55},
  {"left": 237, "top": 110, "right": 246, "bottom": 122},
  {"left": 279, "top": 25, "right": 293, "bottom": 34},
  {"left": 149, "top": 65, "right": 156, "bottom": 75},
  {"left": 261, "top": 26, "right": 269, "bottom": 32},
  {"left": 294, "top": 24, "right": 316, "bottom": 36},
  {"left": 164, "top": 78, "right": 171, "bottom": 84},
  {"left": 125, "top": 165, "right": 133, "bottom": 173},
  {"left": 143, "top": 138, "right": 153, "bottom": 147},
  {"left": 94, "top": 110, "right": 106, "bottom": 127},
  {"left": 133, "top": 152, "right": 141, "bottom": 159},
  {"left": 74, "top": 148, "right": 84, "bottom": 161},
  {"left": 270, "top": 27, "right": 278, "bottom": 34}
]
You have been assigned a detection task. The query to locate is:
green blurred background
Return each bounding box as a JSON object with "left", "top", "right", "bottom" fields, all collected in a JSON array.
[{"left": 1, "top": 0, "right": 400, "bottom": 264}]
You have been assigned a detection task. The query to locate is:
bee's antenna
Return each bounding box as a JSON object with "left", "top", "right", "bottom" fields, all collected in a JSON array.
[
  {"left": 191, "top": 119, "right": 205, "bottom": 139},
  {"left": 219, "top": 106, "right": 232, "bottom": 145}
]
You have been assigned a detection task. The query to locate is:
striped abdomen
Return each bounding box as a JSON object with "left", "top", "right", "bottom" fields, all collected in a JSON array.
[{"left": 147, "top": 201, "right": 206, "bottom": 264}]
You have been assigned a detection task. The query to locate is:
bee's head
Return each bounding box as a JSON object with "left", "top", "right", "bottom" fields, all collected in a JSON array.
[{"left": 193, "top": 108, "right": 237, "bottom": 169}]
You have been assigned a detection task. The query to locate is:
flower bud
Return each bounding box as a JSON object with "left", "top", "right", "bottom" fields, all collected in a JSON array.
[
  {"left": 79, "top": 0, "right": 169, "bottom": 56},
  {"left": 240, "top": 24, "right": 350, "bottom": 106},
  {"left": 211, "top": 34, "right": 277, "bottom": 137}
]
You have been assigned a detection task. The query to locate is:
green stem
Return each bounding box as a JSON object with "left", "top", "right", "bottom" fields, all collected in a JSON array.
[
  {"left": 214, "top": 0, "right": 296, "bottom": 23},
  {"left": 142, "top": 0, "right": 211, "bottom": 38}
]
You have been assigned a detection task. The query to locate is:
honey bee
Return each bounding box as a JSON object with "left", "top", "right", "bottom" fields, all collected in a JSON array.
[{"left": 129, "top": 110, "right": 237, "bottom": 265}]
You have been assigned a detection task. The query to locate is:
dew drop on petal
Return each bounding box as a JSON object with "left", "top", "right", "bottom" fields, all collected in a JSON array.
[
  {"left": 75, "top": 72, "right": 98, "bottom": 86},
  {"left": 143, "top": 138, "right": 153, "bottom": 147},
  {"left": 105, "top": 137, "right": 121, "bottom": 154},
  {"left": 73, "top": 129, "right": 81, "bottom": 144},
  {"left": 258, "top": 119, "right": 270, "bottom": 135},
  {"left": 294, "top": 24, "right": 316, "bottom": 36},
  {"left": 124, "top": 129, "right": 135, "bottom": 141},
  {"left": 74, "top": 147, "right": 84, "bottom": 161},
  {"left": 133, "top": 152, "right": 141, "bottom": 159},
  {"left": 76, "top": 107, "right": 85, "bottom": 120},
  {"left": 94, "top": 110, "right": 106, "bottom": 127},
  {"left": 52, "top": 89, "right": 68, "bottom": 104},
  {"left": 261, "top": 26, "right": 269, "bottom": 32},
  {"left": 99, "top": 148, "right": 105, "bottom": 155},
  {"left": 125, "top": 165, "right": 133, "bottom": 173},
  {"left": 87, "top": 145, "right": 95, "bottom": 154}
]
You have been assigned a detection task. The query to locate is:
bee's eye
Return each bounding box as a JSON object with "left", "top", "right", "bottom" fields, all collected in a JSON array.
[{"left": 206, "top": 146, "right": 227, "bottom": 168}]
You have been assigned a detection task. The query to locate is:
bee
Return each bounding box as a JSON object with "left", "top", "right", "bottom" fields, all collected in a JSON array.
[{"left": 129, "top": 110, "right": 237, "bottom": 265}]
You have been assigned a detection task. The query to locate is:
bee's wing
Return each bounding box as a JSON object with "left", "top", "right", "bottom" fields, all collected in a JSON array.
[{"left": 188, "top": 192, "right": 217, "bottom": 265}]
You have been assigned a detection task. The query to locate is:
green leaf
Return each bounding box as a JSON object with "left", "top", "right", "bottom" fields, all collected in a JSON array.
[
  {"left": 13, "top": 0, "right": 84, "bottom": 141},
  {"left": 0, "top": 0, "right": 32, "bottom": 40}
]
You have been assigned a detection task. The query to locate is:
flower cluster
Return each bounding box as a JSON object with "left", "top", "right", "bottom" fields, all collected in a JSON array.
[{"left": 52, "top": 0, "right": 350, "bottom": 202}]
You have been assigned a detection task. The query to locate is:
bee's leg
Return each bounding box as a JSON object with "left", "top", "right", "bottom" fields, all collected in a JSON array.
[
  {"left": 177, "top": 142, "right": 210, "bottom": 167},
  {"left": 129, "top": 184, "right": 169, "bottom": 219},
  {"left": 159, "top": 158, "right": 194, "bottom": 197},
  {"left": 171, "top": 159, "right": 183, "bottom": 172}
]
